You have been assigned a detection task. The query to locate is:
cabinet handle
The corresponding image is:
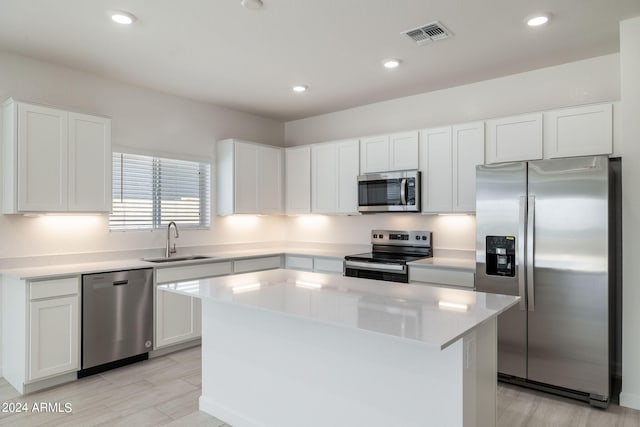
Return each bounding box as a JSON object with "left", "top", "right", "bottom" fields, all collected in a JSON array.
[{"left": 113, "top": 280, "right": 128, "bottom": 286}]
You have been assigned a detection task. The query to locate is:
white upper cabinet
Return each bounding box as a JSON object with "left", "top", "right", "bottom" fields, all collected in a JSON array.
[
  {"left": 68, "top": 112, "right": 111, "bottom": 212},
  {"left": 419, "top": 127, "right": 453, "bottom": 213},
  {"left": 452, "top": 122, "right": 484, "bottom": 212},
  {"left": 2, "top": 98, "right": 111, "bottom": 213},
  {"left": 359, "top": 135, "right": 389, "bottom": 173},
  {"left": 285, "top": 146, "right": 311, "bottom": 214},
  {"left": 312, "top": 139, "right": 359, "bottom": 215},
  {"left": 360, "top": 131, "right": 419, "bottom": 173},
  {"left": 336, "top": 140, "right": 359, "bottom": 214},
  {"left": 485, "top": 112, "right": 543, "bottom": 164},
  {"left": 389, "top": 132, "right": 420, "bottom": 170},
  {"left": 257, "top": 144, "right": 283, "bottom": 214},
  {"left": 543, "top": 103, "right": 613, "bottom": 159},
  {"left": 217, "top": 139, "right": 283, "bottom": 215},
  {"left": 419, "top": 122, "right": 484, "bottom": 214}
]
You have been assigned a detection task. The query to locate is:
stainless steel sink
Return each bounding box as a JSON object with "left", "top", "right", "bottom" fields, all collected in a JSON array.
[{"left": 143, "top": 255, "right": 213, "bottom": 263}]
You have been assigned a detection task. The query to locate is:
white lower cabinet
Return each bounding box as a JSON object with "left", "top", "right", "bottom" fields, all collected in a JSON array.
[
  {"left": 312, "top": 257, "right": 344, "bottom": 274},
  {"left": 155, "top": 286, "right": 201, "bottom": 348},
  {"left": 29, "top": 295, "right": 80, "bottom": 381},
  {"left": 285, "top": 255, "right": 314, "bottom": 271},
  {"left": 409, "top": 266, "right": 475, "bottom": 289},
  {"left": 155, "top": 261, "right": 232, "bottom": 349},
  {"left": 284, "top": 255, "right": 344, "bottom": 274},
  {"left": 233, "top": 256, "right": 282, "bottom": 274},
  {"left": 1, "top": 275, "right": 80, "bottom": 394}
]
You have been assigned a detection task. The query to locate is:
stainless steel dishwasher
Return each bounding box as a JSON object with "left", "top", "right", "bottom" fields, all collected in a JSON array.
[{"left": 79, "top": 268, "right": 153, "bottom": 377}]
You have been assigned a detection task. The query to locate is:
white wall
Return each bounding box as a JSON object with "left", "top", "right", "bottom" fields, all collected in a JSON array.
[
  {"left": 0, "top": 50, "right": 287, "bottom": 260},
  {"left": 620, "top": 17, "right": 640, "bottom": 410},
  {"left": 285, "top": 54, "right": 620, "bottom": 146}
]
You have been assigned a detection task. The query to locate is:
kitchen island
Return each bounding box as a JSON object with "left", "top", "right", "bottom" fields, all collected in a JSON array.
[{"left": 159, "top": 269, "right": 518, "bottom": 427}]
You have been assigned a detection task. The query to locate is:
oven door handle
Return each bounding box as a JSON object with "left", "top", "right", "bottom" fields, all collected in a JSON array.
[
  {"left": 400, "top": 178, "right": 407, "bottom": 205},
  {"left": 344, "top": 260, "right": 407, "bottom": 272}
]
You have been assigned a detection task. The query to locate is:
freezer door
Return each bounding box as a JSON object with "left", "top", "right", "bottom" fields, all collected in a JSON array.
[
  {"left": 527, "top": 156, "right": 609, "bottom": 399},
  {"left": 476, "top": 162, "right": 527, "bottom": 378}
]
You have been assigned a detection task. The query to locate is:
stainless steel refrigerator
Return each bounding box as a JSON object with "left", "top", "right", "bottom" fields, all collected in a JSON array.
[{"left": 476, "top": 155, "right": 613, "bottom": 407}]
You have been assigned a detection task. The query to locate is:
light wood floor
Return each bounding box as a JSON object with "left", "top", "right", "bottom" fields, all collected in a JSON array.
[{"left": 1, "top": 346, "right": 639, "bottom": 426}]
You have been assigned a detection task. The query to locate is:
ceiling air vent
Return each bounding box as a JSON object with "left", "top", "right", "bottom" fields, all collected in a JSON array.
[{"left": 402, "top": 21, "right": 452, "bottom": 45}]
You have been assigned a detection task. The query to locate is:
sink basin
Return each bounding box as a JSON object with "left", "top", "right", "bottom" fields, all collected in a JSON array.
[{"left": 144, "top": 255, "right": 213, "bottom": 263}]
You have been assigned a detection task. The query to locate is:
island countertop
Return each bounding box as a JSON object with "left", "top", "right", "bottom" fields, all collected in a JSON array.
[{"left": 159, "top": 268, "right": 518, "bottom": 350}]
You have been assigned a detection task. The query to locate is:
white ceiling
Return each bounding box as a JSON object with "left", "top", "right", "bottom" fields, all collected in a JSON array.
[{"left": 1, "top": 0, "right": 639, "bottom": 121}]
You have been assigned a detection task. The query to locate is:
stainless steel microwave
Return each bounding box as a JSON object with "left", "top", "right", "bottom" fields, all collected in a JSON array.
[{"left": 357, "top": 170, "right": 421, "bottom": 212}]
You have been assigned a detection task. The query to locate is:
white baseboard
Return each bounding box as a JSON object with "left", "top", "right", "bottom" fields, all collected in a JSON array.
[{"left": 620, "top": 391, "right": 640, "bottom": 410}]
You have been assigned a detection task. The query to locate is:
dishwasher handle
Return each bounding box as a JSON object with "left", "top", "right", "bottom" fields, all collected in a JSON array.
[{"left": 113, "top": 280, "right": 129, "bottom": 286}]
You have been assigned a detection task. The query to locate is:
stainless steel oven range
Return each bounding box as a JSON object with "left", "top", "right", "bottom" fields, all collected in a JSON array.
[{"left": 344, "top": 230, "right": 432, "bottom": 283}]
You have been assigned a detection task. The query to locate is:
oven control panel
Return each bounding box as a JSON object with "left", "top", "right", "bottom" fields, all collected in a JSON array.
[{"left": 371, "top": 230, "right": 432, "bottom": 247}]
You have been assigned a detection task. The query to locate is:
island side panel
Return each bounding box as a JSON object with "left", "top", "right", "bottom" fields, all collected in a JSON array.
[
  {"left": 199, "top": 299, "right": 466, "bottom": 427},
  {"left": 463, "top": 318, "right": 497, "bottom": 427}
]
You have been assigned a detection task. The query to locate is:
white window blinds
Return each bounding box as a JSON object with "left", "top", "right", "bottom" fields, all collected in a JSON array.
[{"left": 110, "top": 153, "right": 211, "bottom": 231}]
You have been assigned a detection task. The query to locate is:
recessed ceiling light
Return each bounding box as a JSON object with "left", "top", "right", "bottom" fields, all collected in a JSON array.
[
  {"left": 383, "top": 59, "right": 401, "bottom": 69},
  {"left": 292, "top": 85, "right": 308, "bottom": 93},
  {"left": 241, "top": 0, "right": 263, "bottom": 10},
  {"left": 111, "top": 10, "right": 136, "bottom": 25},
  {"left": 526, "top": 13, "right": 550, "bottom": 27}
]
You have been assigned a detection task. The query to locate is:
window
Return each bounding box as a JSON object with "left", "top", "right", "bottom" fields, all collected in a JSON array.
[{"left": 110, "top": 152, "right": 211, "bottom": 231}]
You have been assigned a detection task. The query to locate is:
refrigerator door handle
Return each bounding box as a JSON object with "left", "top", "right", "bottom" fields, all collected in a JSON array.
[
  {"left": 527, "top": 195, "right": 535, "bottom": 312},
  {"left": 518, "top": 196, "right": 527, "bottom": 310}
]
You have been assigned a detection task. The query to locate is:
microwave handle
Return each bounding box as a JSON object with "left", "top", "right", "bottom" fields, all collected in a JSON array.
[{"left": 400, "top": 179, "right": 407, "bottom": 205}]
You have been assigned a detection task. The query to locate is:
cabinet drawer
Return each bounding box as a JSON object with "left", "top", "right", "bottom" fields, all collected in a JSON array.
[
  {"left": 409, "top": 267, "right": 475, "bottom": 288},
  {"left": 30, "top": 277, "right": 79, "bottom": 300},
  {"left": 156, "top": 261, "right": 232, "bottom": 284},
  {"left": 313, "top": 257, "right": 344, "bottom": 274},
  {"left": 285, "top": 255, "right": 314, "bottom": 271},
  {"left": 233, "top": 256, "right": 282, "bottom": 273}
]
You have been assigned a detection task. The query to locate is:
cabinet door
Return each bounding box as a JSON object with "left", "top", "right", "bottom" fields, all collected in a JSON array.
[
  {"left": 452, "top": 122, "right": 484, "bottom": 212},
  {"left": 233, "top": 142, "right": 259, "bottom": 213},
  {"left": 258, "top": 146, "right": 283, "bottom": 214},
  {"left": 419, "top": 127, "right": 452, "bottom": 213},
  {"left": 486, "top": 113, "right": 543, "bottom": 163},
  {"left": 68, "top": 113, "right": 111, "bottom": 212},
  {"left": 359, "top": 135, "right": 389, "bottom": 173},
  {"left": 389, "top": 131, "right": 419, "bottom": 171},
  {"left": 285, "top": 146, "right": 311, "bottom": 214},
  {"left": 544, "top": 103, "right": 612, "bottom": 158},
  {"left": 17, "top": 103, "right": 68, "bottom": 212},
  {"left": 29, "top": 295, "right": 79, "bottom": 380},
  {"left": 311, "top": 143, "right": 337, "bottom": 213},
  {"left": 335, "top": 139, "right": 359, "bottom": 214},
  {"left": 155, "top": 288, "right": 201, "bottom": 348}
]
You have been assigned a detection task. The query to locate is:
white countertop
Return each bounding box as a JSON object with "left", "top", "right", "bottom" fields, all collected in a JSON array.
[
  {"left": 0, "top": 243, "right": 475, "bottom": 281},
  {"left": 159, "top": 268, "right": 518, "bottom": 350},
  {"left": 0, "top": 244, "right": 367, "bottom": 280}
]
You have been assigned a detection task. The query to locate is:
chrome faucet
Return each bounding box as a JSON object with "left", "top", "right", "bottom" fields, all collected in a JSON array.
[{"left": 166, "top": 221, "right": 179, "bottom": 258}]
